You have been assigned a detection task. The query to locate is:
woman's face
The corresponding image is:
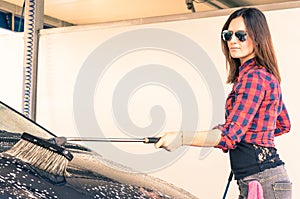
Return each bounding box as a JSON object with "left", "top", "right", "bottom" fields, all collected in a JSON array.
[{"left": 227, "top": 16, "right": 255, "bottom": 65}]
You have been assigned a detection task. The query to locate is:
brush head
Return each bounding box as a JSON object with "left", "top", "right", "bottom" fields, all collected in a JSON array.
[
  {"left": 21, "top": 133, "right": 73, "bottom": 161},
  {"left": 4, "top": 132, "right": 73, "bottom": 176}
]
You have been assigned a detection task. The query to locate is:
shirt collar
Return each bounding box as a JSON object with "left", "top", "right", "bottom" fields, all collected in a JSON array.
[{"left": 239, "top": 58, "right": 256, "bottom": 76}]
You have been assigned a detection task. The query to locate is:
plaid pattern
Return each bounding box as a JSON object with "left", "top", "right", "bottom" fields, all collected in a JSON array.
[{"left": 215, "top": 59, "right": 291, "bottom": 151}]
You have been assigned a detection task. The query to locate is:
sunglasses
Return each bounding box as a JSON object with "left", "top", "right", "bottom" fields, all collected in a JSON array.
[{"left": 222, "top": 30, "right": 247, "bottom": 42}]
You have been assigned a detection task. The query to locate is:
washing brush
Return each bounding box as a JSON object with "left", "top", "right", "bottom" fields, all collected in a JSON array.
[
  {"left": 4, "top": 132, "right": 160, "bottom": 176},
  {"left": 4, "top": 132, "right": 73, "bottom": 176}
]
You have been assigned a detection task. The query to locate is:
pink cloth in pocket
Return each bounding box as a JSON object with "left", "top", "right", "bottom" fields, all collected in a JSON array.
[{"left": 248, "top": 180, "right": 264, "bottom": 199}]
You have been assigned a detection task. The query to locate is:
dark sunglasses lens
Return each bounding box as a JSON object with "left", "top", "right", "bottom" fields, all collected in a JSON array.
[
  {"left": 235, "top": 31, "right": 247, "bottom": 42},
  {"left": 222, "top": 31, "right": 233, "bottom": 41}
]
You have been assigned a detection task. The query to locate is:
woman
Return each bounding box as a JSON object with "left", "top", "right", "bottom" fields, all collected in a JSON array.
[{"left": 155, "top": 7, "right": 292, "bottom": 198}]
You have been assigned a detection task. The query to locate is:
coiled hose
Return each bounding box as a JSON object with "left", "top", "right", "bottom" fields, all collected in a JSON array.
[{"left": 22, "top": 0, "right": 36, "bottom": 119}]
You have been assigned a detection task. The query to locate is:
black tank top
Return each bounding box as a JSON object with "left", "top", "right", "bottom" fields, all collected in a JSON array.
[{"left": 229, "top": 141, "right": 284, "bottom": 179}]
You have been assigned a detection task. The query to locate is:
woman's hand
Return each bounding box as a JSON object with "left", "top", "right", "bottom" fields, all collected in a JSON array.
[{"left": 154, "top": 131, "right": 183, "bottom": 152}]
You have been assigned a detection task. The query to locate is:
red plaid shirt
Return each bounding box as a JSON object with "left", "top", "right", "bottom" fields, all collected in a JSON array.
[{"left": 215, "top": 58, "right": 291, "bottom": 151}]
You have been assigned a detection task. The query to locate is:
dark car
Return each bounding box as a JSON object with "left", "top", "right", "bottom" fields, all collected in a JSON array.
[{"left": 0, "top": 101, "right": 197, "bottom": 199}]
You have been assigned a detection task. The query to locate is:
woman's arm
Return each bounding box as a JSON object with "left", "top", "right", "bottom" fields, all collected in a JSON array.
[{"left": 154, "top": 129, "right": 222, "bottom": 152}]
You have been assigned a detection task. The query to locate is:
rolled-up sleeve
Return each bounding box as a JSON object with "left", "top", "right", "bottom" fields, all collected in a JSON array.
[
  {"left": 274, "top": 102, "right": 291, "bottom": 136},
  {"left": 215, "top": 72, "right": 265, "bottom": 151}
]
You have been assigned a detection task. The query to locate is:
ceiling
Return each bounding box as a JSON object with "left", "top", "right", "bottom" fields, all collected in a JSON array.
[{"left": 2, "top": 0, "right": 299, "bottom": 25}]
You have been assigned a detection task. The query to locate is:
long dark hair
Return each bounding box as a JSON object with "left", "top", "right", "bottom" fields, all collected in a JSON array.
[{"left": 221, "top": 8, "right": 281, "bottom": 83}]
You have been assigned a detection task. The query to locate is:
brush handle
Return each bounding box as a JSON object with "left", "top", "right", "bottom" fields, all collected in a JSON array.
[
  {"left": 143, "top": 137, "right": 160, "bottom": 143},
  {"left": 64, "top": 137, "right": 161, "bottom": 143}
]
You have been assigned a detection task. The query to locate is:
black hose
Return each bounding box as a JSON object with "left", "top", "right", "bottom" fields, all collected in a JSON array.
[{"left": 222, "top": 171, "right": 233, "bottom": 199}]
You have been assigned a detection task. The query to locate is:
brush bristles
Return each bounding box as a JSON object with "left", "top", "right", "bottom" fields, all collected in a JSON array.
[{"left": 5, "top": 139, "right": 69, "bottom": 176}]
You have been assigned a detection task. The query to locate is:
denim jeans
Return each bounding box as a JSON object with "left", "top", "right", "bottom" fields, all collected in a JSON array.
[{"left": 237, "top": 165, "right": 292, "bottom": 199}]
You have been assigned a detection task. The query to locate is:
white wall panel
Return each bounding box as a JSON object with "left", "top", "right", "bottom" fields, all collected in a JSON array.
[{"left": 0, "top": 32, "right": 23, "bottom": 111}]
